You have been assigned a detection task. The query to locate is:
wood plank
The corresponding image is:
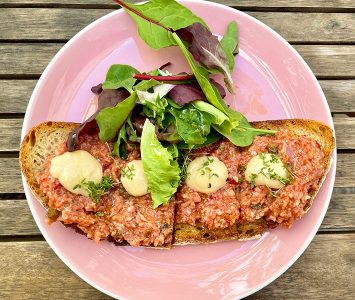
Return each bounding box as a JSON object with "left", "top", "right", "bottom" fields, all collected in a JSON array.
[
  {"left": 1, "top": 188, "right": 353, "bottom": 237},
  {"left": 248, "top": 234, "right": 355, "bottom": 299},
  {"left": 0, "top": 241, "right": 111, "bottom": 299},
  {"left": 0, "top": 80, "right": 36, "bottom": 114},
  {"left": 1, "top": 117, "right": 354, "bottom": 153},
  {"left": 0, "top": 119, "right": 23, "bottom": 151},
  {"left": 1, "top": 152, "right": 354, "bottom": 192},
  {"left": 320, "top": 80, "right": 355, "bottom": 113},
  {"left": 1, "top": 44, "right": 355, "bottom": 78},
  {"left": 0, "top": 0, "right": 354, "bottom": 10},
  {"left": 0, "top": 43, "right": 63, "bottom": 76},
  {"left": 1, "top": 79, "right": 355, "bottom": 114},
  {"left": 293, "top": 45, "right": 355, "bottom": 79},
  {"left": 0, "top": 9, "right": 355, "bottom": 43},
  {"left": 0, "top": 200, "right": 39, "bottom": 236},
  {"left": 0, "top": 234, "right": 354, "bottom": 299}
]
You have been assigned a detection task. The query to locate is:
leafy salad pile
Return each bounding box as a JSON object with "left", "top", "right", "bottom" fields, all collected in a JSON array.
[{"left": 67, "top": 0, "right": 276, "bottom": 208}]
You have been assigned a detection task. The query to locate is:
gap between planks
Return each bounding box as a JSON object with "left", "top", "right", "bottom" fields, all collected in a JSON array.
[
  {"left": 0, "top": 0, "right": 354, "bottom": 13},
  {"left": 0, "top": 9, "right": 355, "bottom": 43}
]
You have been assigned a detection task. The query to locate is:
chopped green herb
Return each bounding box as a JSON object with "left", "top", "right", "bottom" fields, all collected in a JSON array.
[
  {"left": 95, "top": 211, "right": 105, "bottom": 217},
  {"left": 240, "top": 165, "right": 246, "bottom": 172},
  {"left": 73, "top": 176, "right": 114, "bottom": 204},
  {"left": 121, "top": 164, "right": 136, "bottom": 180},
  {"left": 249, "top": 173, "right": 258, "bottom": 188}
]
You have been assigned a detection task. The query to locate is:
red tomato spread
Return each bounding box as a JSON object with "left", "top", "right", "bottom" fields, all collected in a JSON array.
[
  {"left": 38, "top": 133, "right": 175, "bottom": 247},
  {"left": 38, "top": 130, "right": 326, "bottom": 246},
  {"left": 175, "top": 132, "right": 326, "bottom": 229}
]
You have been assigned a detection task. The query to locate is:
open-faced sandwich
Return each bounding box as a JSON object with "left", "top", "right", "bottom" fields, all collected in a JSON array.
[{"left": 19, "top": 0, "right": 335, "bottom": 248}]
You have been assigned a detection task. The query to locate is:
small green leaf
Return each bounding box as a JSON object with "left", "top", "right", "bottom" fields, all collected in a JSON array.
[
  {"left": 96, "top": 92, "right": 137, "bottom": 142},
  {"left": 220, "top": 21, "right": 238, "bottom": 71},
  {"left": 102, "top": 64, "right": 139, "bottom": 92},
  {"left": 112, "top": 125, "right": 128, "bottom": 158},
  {"left": 192, "top": 100, "right": 229, "bottom": 125},
  {"left": 134, "top": 79, "right": 160, "bottom": 91},
  {"left": 170, "top": 106, "right": 211, "bottom": 146}
]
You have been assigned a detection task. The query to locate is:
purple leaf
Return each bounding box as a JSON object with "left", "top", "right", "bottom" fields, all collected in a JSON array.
[
  {"left": 168, "top": 83, "right": 204, "bottom": 105},
  {"left": 176, "top": 23, "right": 234, "bottom": 93},
  {"left": 91, "top": 83, "right": 102, "bottom": 94},
  {"left": 210, "top": 79, "right": 226, "bottom": 99},
  {"left": 168, "top": 79, "right": 226, "bottom": 106},
  {"left": 67, "top": 88, "right": 130, "bottom": 151}
]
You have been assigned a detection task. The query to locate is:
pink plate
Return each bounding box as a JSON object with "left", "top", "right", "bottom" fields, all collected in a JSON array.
[{"left": 21, "top": 1, "right": 336, "bottom": 299}]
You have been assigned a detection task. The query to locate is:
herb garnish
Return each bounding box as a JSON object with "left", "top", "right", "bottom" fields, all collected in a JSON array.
[
  {"left": 95, "top": 211, "right": 105, "bottom": 217},
  {"left": 73, "top": 176, "right": 114, "bottom": 204},
  {"left": 121, "top": 164, "right": 136, "bottom": 180},
  {"left": 247, "top": 153, "right": 291, "bottom": 189},
  {"left": 249, "top": 173, "right": 258, "bottom": 188},
  {"left": 198, "top": 157, "right": 219, "bottom": 178}
]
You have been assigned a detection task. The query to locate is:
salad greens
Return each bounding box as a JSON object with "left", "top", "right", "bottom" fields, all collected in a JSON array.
[
  {"left": 141, "top": 120, "right": 181, "bottom": 208},
  {"left": 68, "top": 0, "right": 277, "bottom": 208}
]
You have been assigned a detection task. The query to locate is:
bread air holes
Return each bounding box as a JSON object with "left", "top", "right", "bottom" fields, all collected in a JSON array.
[{"left": 28, "top": 131, "right": 36, "bottom": 147}]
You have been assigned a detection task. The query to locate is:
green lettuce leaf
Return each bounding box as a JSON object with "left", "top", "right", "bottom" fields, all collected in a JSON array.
[
  {"left": 220, "top": 21, "right": 239, "bottom": 72},
  {"left": 116, "top": 0, "right": 206, "bottom": 49},
  {"left": 96, "top": 92, "right": 137, "bottom": 142},
  {"left": 141, "top": 119, "right": 181, "bottom": 208},
  {"left": 102, "top": 64, "right": 139, "bottom": 92}
]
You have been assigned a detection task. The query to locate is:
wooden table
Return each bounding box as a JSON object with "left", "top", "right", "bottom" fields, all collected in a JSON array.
[{"left": 1, "top": 0, "right": 354, "bottom": 299}]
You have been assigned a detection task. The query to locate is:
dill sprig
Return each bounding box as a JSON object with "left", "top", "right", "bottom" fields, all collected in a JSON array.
[
  {"left": 73, "top": 176, "right": 114, "bottom": 204},
  {"left": 121, "top": 164, "right": 136, "bottom": 180}
]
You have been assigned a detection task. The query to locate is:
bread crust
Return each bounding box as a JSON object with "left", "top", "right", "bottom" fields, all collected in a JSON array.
[{"left": 19, "top": 119, "right": 335, "bottom": 246}]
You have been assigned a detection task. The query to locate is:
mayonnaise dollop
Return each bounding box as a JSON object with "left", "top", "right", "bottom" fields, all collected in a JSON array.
[
  {"left": 186, "top": 156, "right": 228, "bottom": 194},
  {"left": 245, "top": 153, "right": 289, "bottom": 189},
  {"left": 121, "top": 160, "right": 149, "bottom": 197},
  {"left": 49, "top": 150, "right": 103, "bottom": 196}
]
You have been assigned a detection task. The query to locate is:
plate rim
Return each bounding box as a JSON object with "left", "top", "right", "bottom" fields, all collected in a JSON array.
[{"left": 20, "top": 1, "right": 337, "bottom": 299}]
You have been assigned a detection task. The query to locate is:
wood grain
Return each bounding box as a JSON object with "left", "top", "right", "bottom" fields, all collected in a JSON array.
[
  {"left": 0, "top": 234, "right": 354, "bottom": 299},
  {"left": 1, "top": 79, "right": 354, "bottom": 114},
  {"left": 0, "top": 9, "right": 354, "bottom": 43},
  {"left": 1, "top": 44, "right": 355, "bottom": 78},
  {"left": 0, "top": 0, "right": 354, "bottom": 10},
  {"left": 0, "top": 80, "right": 36, "bottom": 114},
  {"left": 0, "top": 200, "right": 39, "bottom": 235},
  {"left": 293, "top": 45, "right": 355, "bottom": 79},
  {"left": 1, "top": 152, "right": 353, "bottom": 192},
  {"left": 319, "top": 80, "right": 355, "bottom": 113},
  {"left": 1, "top": 188, "right": 354, "bottom": 237},
  {"left": 1, "top": 117, "right": 352, "bottom": 152}
]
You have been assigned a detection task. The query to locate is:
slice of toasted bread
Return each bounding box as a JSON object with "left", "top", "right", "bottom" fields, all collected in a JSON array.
[
  {"left": 19, "top": 122, "right": 78, "bottom": 208},
  {"left": 19, "top": 119, "right": 335, "bottom": 246}
]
